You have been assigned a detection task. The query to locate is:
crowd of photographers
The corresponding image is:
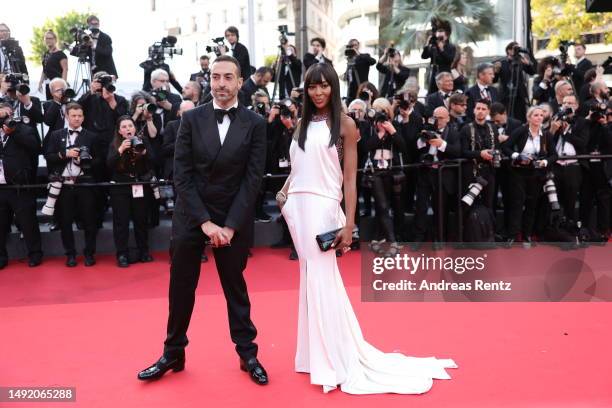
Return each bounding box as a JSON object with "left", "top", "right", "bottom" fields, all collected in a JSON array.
[{"left": 0, "top": 17, "right": 610, "bottom": 267}]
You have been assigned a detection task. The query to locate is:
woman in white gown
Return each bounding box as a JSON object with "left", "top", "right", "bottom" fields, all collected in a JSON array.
[{"left": 276, "top": 63, "right": 458, "bottom": 394}]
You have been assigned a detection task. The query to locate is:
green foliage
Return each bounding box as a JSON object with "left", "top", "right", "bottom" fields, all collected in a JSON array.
[
  {"left": 532, "top": 0, "right": 612, "bottom": 49},
  {"left": 382, "top": 0, "right": 499, "bottom": 52},
  {"left": 30, "top": 10, "right": 92, "bottom": 66}
]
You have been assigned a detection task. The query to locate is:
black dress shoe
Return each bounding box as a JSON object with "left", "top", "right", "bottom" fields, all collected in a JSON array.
[
  {"left": 239, "top": 357, "right": 268, "bottom": 385},
  {"left": 137, "top": 355, "right": 185, "bottom": 381},
  {"left": 84, "top": 255, "right": 96, "bottom": 267},
  {"left": 140, "top": 253, "right": 154, "bottom": 263},
  {"left": 28, "top": 255, "right": 42, "bottom": 267},
  {"left": 117, "top": 255, "right": 129, "bottom": 268},
  {"left": 66, "top": 255, "right": 77, "bottom": 267}
]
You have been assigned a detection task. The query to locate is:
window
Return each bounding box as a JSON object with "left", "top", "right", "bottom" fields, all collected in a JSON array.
[
  {"left": 150, "top": 0, "right": 156, "bottom": 12},
  {"left": 191, "top": 16, "right": 197, "bottom": 33},
  {"left": 240, "top": 7, "right": 246, "bottom": 24},
  {"left": 278, "top": 5, "right": 287, "bottom": 19},
  {"left": 258, "top": 3, "right": 263, "bottom": 21},
  {"left": 223, "top": 9, "right": 228, "bottom": 24},
  {"left": 206, "top": 13, "right": 212, "bottom": 32}
]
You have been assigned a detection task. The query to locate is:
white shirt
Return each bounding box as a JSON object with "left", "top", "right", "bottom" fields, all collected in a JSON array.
[
  {"left": 212, "top": 100, "right": 238, "bottom": 145},
  {"left": 416, "top": 128, "right": 448, "bottom": 160},
  {"left": 521, "top": 130, "right": 541, "bottom": 156},
  {"left": 0, "top": 129, "right": 7, "bottom": 184},
  {"left": 556, "top": 127, "right": 577, "bottom": 165},
  {"left": 477, "top": 82, "right": 490, "bottom": 99},
  {"left": 63, "top": 127, "right": 84, "bottom": 179}
]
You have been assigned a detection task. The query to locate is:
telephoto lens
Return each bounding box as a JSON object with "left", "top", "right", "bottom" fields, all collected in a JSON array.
[
  {"left": 142, "top": 103, "right": 157, "bottom": 114},
  {"left": 461, "top": 176, "right": 488, "bottom": 207},
  {"left": 543, "top": 172, "right": 560, "bottom": 211}
]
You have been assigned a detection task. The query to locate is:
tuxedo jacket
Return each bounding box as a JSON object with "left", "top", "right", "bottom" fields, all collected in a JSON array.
[
  {"left": 0, "top": 124, "right": 40, "bottom": 184},
  {"left": 502, "top": 125, "right": 557, "bottom": 163},
  {"left": 172, "top": 102, "right": 267, "bottom": 234},
  {"left": 44, "top": 128, "right": 99, "bottom": 179},
  {"left": 416, "top": 126, "right": 461, "bottom": 194},
  {"left": 303, "top": 53, "right": 333, "bottom": 71},
  {"left": 465, "top": 84, "right": 499, "bottom": 120},
  {"left": 231, "top": 42, "right": 252, "bottom": 79},
  {"left": 572, "top": 58, "right": 593, "bottom": 93},
  {"left": 425, "top": 91, "right": 449, "bottom": 115},
  {"left": 161, "top": 119, "right": 180, "bottom": 180}
]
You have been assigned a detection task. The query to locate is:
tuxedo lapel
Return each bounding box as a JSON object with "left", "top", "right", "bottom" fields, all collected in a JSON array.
[
  {"left": 200, "top": 103, "right": 222, "bottom": 159},
  {"left": 216, "top": 106, "right": 249, "bottom": 161}
]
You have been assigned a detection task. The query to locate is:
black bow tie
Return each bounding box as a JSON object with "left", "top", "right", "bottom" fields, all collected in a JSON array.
[
  {"left": 214, "top": 107, "right": 237, "bottom": 124},
  {"left": 442, "top": 93, "right": 450, "bottom": 99},
  {"left": 69, "top": 129, "right": 80, "bottom": 136}
]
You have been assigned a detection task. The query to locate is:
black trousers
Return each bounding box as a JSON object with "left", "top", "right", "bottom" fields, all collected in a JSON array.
[
  {"left": 495, "top": 163, "right": 512, "bottom": 234},
  {"left": 0, "top": 189, "right": 42, "bottom": 262},
  {"left": 507, "top": 167, "right": 546, "bottom": 238},
  {"left": 414, "top": 168, "right": 453, "bottom": 242},
  {"left": 553, "top": 163, "right": 582, "bottom": 224},
  {"left": 57, "top": 185, "right": 98, "bottom": 256},
  {"left": 109, "top": 187, "right": 149, "bottom": 257},
  {"left": 371, "top": 172, "right": 404, "bottom": 242},
  {"left": 164, "top": 220, "right": 258, "bottom": 361},
  {"left": 579, "top": 163, "right": 611, "bottom": 235}
]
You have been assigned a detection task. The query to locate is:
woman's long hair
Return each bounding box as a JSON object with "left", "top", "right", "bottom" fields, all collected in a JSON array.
[
  {"left": 112, "top": 115, "right": 136, "bottom": 150},
  {"left": 298, "top": 63, "right": 342, "bottom": 150}
]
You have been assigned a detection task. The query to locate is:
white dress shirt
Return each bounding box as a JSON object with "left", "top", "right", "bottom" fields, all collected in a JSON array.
[{"left": 212, "top": 100, "right": 239, "bottom": 145}]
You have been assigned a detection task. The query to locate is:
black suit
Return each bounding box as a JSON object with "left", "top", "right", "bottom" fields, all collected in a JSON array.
[
  {"left": 164, "top": 102, "right": 266, "bottom": 361},
  {"left": 421, "top": 41, "right": 457, "bottom": 93},
  {"left": 239, "top": 77, "right": 260, "bottom": 107},
  {"left": 346, "top": 53, "right": 376, "bottom": 102},
  {"left": 376, "top": 63, "right": 411, "bottom": 98},
  {"left": 465, "top": 84, "right": 499, "bottom": 120},
  {"left": 230, "top": 42, "right": 251, "bottom": 79},
  {"left": 161, "top": 119, "right": 180, "bottom": 180},
  {"left": 413, "top": 127, "right": 461, "bottom": 242},
  {"left": 571, "top": 58, "right": 593, "bottom": 94},
  {"left": 303, "top": 53, "right": 333, "bottom": 71},
  {"left": 0, "top": 124, "right": 42, "bottom": 263},
  {"left": 44, "top": 128, "right": 100, "bottom": 256},
  {"left": 425, "top": 91, "right": 451, "bottom": 116},
  {"left": 92, "top": 32, "right": 118, "bottom": 77}
]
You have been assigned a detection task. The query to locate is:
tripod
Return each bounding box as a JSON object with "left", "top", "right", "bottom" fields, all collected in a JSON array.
[
  {"left": 346, "top": 57, "right": 362, "bottom": 101},
  {"left": 271, "top": 46, "right": 296, "bottom": 102},
  {"left": 73, "top": 57, "right": 92, "bottom": 96}
]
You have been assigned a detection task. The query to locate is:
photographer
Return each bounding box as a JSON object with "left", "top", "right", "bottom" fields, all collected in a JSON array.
[
  {"left": 493, "top": 41, "right": 536, "bottom": 121},
  {"left": 448, "top": 93, "right": 469, "bottom": 132},
  {"left": 348, "top": 99, "right": 374, "bottom": 217},
  {"left": 579, "top": 101, "right": 611, "bottom": 242},
  {"left": 0, "top": 102, "right": 42, "bottom": 269},
  {"left": 413, "top": 107, "right": 461, "bottom": 246},
  {"left": 149, "top": 68, "right": 182, "bottom": 127},
  {"left": 38, "top": 30, "right": 68, "bottom": 100},
  {"left": 239, "top": 66, "right": 273, "bottom": 107},
  {"left": 460, "top": 99, "right": 500, "bottom": 210},
  {"left": 344, "top": 39, "right": 376, "bottom": 103},
  {"left": 142, "top": 63, "right": 182, "bottom": 94},
  {"left": 376, "top": 46, "right": 410, "bottom": 99},
  {"left": 502, "top": 106, "right": 557, "bottom": 245},
  {"left": 44, "top": 103, "right": 100, "bottom": 267},
  {"left": 550, "top": 94, "right": 589, "bottom": 228},
  {"left": 424, "top": 72, "right": 454, "bottom": 113},
  {"left": 365, "top": 98, "right": 407, "bottom": 253},
  {"left": 570, "top": 43, "right": 593, "bottom": 94},
  {"left": 0, "top": 23, "right": 28, "bottom": 74},
  {"left": 182, "top": 81, "right": 203, "bottom": 106},
  {"left": 190, "top": 55, "right": 211, "bottom": 102},
  {"left": 355, "top": 81, "right": 379, "bottom": 108},
  {"left": 549, "top": 80, "right": 574, "bottom": 114},
  {"left": 107, "top": 116, "right": 156, "bottom": 267},
  {"left": 161, "top": 100, "right": 195, "bottom": 181},
  {"left": 420, "top": 19, "right": 457, "bottom": 93},
  {"left": 584, "top": 81, "right": 610, "bottom": 116},
  {"left": 84, "top": 15, "right": 118, "bottom": 77},
  {"left": 43, "top": 78, "right": 72, "bottom": 143},
  {"left": 276, "top": 44, "right": 302, "bottom": 100},
  {"left": 303, "top": 37, "right": 333, "bottom": 70},
  {"left": 578, "top": 67, "right": 602, "bottom": 104},
  {"left": 140, "top": 36, "right": 183, "bottom": 94},
  {"left": 466, "top": 63, "right": 499, "bottom": 120},
  {"left": 532, "top": 57, "right": 561, "bottom": 105},
  {"left": 220, "top": 26, "right": 251, "bottom": 79}
]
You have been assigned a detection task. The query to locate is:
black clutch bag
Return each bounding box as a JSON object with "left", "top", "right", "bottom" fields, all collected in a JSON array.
[{"left": 316, "top": 226, "right": 359, "bottom": 252}]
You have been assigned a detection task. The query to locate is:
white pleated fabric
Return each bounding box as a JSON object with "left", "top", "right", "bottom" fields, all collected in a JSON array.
[{"left": 281, "top": 119, "right": 458, "bottom": 394}]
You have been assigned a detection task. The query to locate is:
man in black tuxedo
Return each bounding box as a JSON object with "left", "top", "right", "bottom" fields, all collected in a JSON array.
[
  {"left": 276, "top": 44, "right": 302, "bottom": 100},
  {"left": 0, "top": 103, "right": 42, "bottom": 269},
  {"left": 466, "top": 63, "right": 499, "bottom": 120},
  {"left": 420, "top": 19, "right": 456, "bottom": 93},
  {"left": 190, "top": 55, "right": 211, "bottom": 98},
  {"left": 0, "top": 24, "right": 28, "bottom": 75},
  {"left": 161, "top": 100, "right": 195, "bottom": 180},
  {"left": 85, "top": 15, "right": 118, "bottom": 78},
  {"left": 413, "top": 106, "right": 461, "bottom": 244},
  {"left": 43, "top": 78, "right": 70, "bottom": 142},
  {"left": 570, "top": 43, "right": 593, "bottom": 95},
  {"left": 44, "top": 103, "right": 99, "bottom": 267},
  {"left": 425, "top": 71, "right": 454, "bottom": 115},
  {"left": 221, "top": 26, "right": 251, "bottom": 80},
  {"left": 303, "top": 37, "right": 333, "bottom": 70},
  {"left": 344, "top": 39, "right": 376, "bottom": 103},
  {"left": 239, "top": 66, "right": 273, "bottom": 107},
  {"left": 138, "top": 55, "right": 269, "bottom": 385}
]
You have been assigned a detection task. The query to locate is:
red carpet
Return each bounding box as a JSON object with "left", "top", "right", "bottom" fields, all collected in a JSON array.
[{"left": 1, "top": 249, "right": 611, "bottom": 407}]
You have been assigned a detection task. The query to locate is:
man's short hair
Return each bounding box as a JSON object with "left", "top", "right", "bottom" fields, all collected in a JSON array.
[
  {"left": 255, "top": 66, "right": 273, "bottom": 77},
  {"left": 575, "top": 43, "right": 586, "bottom": 50},
  {"left": 0, "top": 101, "right": 13, "bottom": 111},
  {"left": 476, "top": 62, "right": 494, "bottom": 77},
  {"left": 554, "top": 80, "right": 571, "bottom": 94},
  {"left": 150, "top": 68, "right": 169, "bottom": 84},
  {"left": 475, "top": 99, "right": 491, "bottom": 109},
  {"left": 211, "top": 55, "right": 241, "bottom": 77},
  {"left": 435, "top": 71, "right": 452, "bottom": 84},
  {"left": 311, "top": 37, "right": 326, "bottom": 49},
  {"left": 505, "top": 41, "right": 519, "bottom": 53},
  {"left": 86, "top": 15, "right": 99, "bottom": 24},
  {"left": 448, "top": 93, "right": 467, "bottom": 106},
  {"left": 199, "top": 55, "right": 210, "bottom": 61},
  {"left": 490, "top": 102, "right": 507, "bottom": 116},
  {"left": 348, "top": 99, "right": 367, "bottom": 111},
  {"left": 225, "top": 26, "right": 239, "bottom": 38},
  {"left": 49, "top": 77, "right": 68, "bottom": 90},
  {"left": 251, "top": 89, "right": 269, "bottom": 104},
  {"left": 93, "top": 71, "right": 109, "bottom": 81},
  {"left": 66, "top": 102, "right": 83, "bottom": 114}
]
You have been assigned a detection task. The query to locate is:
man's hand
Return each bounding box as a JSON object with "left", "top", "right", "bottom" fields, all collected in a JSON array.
[
  {"left": 550, "top": 119, "right": 562, "bottom": 134},
  {"left": 428, "top": 137, "right": 444, "bottom": 148},
  {"left": 66, "top": 147, "right": 80, "bottom": 158},
  {"left": 480, "top": 150, "right": 493, "bottom": 161},
  {"left": 201, "top": 221, "right": 231, "bottom": 247},
  {"left": 158, "top": 99, "right": 173, "bottom": 111},
  {"left": 498, "top": 134, "right": 509, "bottom": 143},
  {"left": 221, "top": 227, "right": 235, "bottom": 244},
  {"left": 268, "top": 106, "right": 280, "bottom": 123},
  {"left": 380, "top": 120, "right": 396, "bottom": 135}
]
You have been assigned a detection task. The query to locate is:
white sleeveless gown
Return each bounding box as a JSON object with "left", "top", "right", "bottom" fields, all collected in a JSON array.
[{"left": 281, "top": 119, "right": 458, "bottom": 394}]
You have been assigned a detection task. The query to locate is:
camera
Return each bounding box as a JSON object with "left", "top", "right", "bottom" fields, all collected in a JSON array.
[
  {"left": 96, "top": 74, "right": 115, "bottom": 93},
  {"left": 68, "top": 25, "right": 93, "bottom": 61},
  {"left": 543, "top": 171, "right": 560, "bottom": 211},
  {"left": 394, "top": 93, "right": 415, "bottom": 110},
  {"left": 149, "top": 36, "right": 182, "bottom": 62},
  {"left": 278, "top": 25, "right": 294, "bottom": 46},
  {"left": 345, "top": 45, "right": 357, "bottom": 59},
  {"left": 140, "top": 103, "right": 157, "bottom": 114},
  {"left": 150, "top": 89, "right": 167, "bottom": 102},
  {"left": 129, "top": 136, "right": 146, "bottom": 153},
  {"left": 558, "top": 40, "right": 575, "bottom": 57},
  {"left": 279, "top": 98, "right": 293, "bottom": 118},
  {"left": 553, "top": 107, "right": 574, "bottom": 122},
  {"left": 62, "top": 88, "right": 76, "bottom": 104},
  {"left": 590, "top": 102, "right": 608, "bottom": 122},
  {"left": 358, "top": 91, "right": 371, "bottom": 101},
  {"left": 462, "top": 176, "right": 489, "bottom": 207},
  {"left": 77, "top": 145, "right": 93, "bottom": 170},
  {"left": 2, "top": 116, "right": 23, "bottom": 131},
  {"left": 205, "top": 37, "right": 226, "bottom": 57},
  {"left": 5, "top": 73, "right": 30, "bottom": 94},
  {"left": 254, "top": 102, "right": 267, "bottom": 117},
  {"left": 374, "top": 111, "right": 389, "bottom": 123},
  {"left": 420, "top": 129, "right": 439, "bottom": 142},
  {"left": 491, "top": 149, "right": 502, "bottom": 168},
  {"left": 387, "top": 47, "right": 396, "bottom": 58}
]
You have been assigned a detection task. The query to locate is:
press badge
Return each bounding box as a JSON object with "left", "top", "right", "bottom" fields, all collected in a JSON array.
[{"left": 132, "top": 184, "right": 144, "bottom": 198}]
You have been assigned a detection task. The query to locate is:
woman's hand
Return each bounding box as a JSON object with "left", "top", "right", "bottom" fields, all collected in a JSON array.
[
  {"left": 276, "top": 190, "right": 287, "bottom": 210},
  {"left": 332, "top": 225, "right": 354, "bottom": 251},
  {"left": 118, "top": 138, "right": 132, "bottom": 154},
  {"left": 381, "top": 120, "right": 396, "bottom": 135}
]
